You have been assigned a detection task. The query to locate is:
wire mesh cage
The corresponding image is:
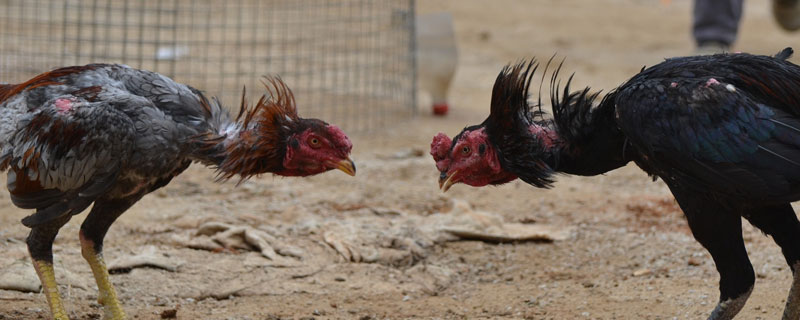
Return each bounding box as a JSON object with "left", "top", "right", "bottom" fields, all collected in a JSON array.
[{"left": 0, "top": 0, "right": 417, "bottom": 132}]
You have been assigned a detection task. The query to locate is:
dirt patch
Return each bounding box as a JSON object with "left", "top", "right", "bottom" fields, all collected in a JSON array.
[{"left": 624, "top": 196, "right": 688, "bottom": 233}]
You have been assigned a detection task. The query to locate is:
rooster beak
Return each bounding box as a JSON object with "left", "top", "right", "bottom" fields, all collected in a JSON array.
[
  {"left": 333, "top": 157, "right": 356, "bottom": 176},
  {"left": 439, "top": 170, "right": 458, "bottom": 192}
]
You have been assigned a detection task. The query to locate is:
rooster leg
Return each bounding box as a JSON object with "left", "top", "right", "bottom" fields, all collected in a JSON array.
[
  {"left": 667, "top": 185, "right": 754, "bottom": 320},
  {"left": 27, "top": 215, "right": 73, "bottom": 320},
  {"left": 691, "top": 212, "right": 753, "bottom": 320},
  {"left": 79, "top": 232, "right": 125, "bottom": 320},
  {"left": 786, "top": 263, "right": 800, "bottom": 320},
  {"left": 79, "top": 195, "right": 144, "bottom": 320},
  {"left": 691, "top": 211, "right": 753, "bottom": 320},
  {"left": 742, "top": 203, "right": 800, "bottom": 320}
]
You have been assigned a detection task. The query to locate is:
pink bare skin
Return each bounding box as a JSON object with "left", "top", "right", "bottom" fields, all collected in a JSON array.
[
  {"left": 54, "top": 98, "right": 76, "bottom": 113},
  {"left": 278, "top": 124, "right": 355, "bottom": 177},
  {"left": 431, "top": 127, "right": 517, "bottom": 192}
]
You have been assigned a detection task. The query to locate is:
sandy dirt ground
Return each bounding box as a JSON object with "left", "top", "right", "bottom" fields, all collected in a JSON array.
[{"left": 2, "top": 0, "right": 800, "bottom": 319}]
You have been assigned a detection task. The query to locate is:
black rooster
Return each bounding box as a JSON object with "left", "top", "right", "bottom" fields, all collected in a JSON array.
[{"left": 431, "top": 48, "right": 800, "bottom": 319}]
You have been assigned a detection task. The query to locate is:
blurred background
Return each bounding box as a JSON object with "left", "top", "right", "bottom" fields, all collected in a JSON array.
[
  {"left": 0, "top": 0, "right": 417, "bottom": 132},
  {"left": 2, "top": 0, "right": 797, "bottom": 129}
]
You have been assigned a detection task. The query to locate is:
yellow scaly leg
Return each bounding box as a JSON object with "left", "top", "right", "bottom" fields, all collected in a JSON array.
[
  {"left": 31, "top": 259, "right": 70, "bottom": 320},
  {"left": 80, "top": 234, "right": 126, "bottom": 320}
]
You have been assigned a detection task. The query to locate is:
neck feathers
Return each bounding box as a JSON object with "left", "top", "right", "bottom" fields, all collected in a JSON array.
[
  {"left": 484, "top": 58, "right": 631, "bottom": 187},
  {"left": 484, "top": 59, "right": 557, "bottom": 187},
  {"left": 549, "top": 87, "right": 631, "bottom": 176},
  {"left": 192, "top": 77, "right": 299, "bottom": 181}
]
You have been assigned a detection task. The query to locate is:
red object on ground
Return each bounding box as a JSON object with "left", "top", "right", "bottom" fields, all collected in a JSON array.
[{"left": 433, "top": 103, "right": 449, "bottom": 116}]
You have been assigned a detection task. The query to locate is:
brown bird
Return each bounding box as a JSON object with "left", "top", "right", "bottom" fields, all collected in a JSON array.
[{"left": 0, "top": 64, "right": 356, "bottom": 319}]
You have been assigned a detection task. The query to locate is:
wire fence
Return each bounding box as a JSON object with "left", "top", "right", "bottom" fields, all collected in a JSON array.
[{"left": 0, "top": 0, "right": 417, "bottom": 132}]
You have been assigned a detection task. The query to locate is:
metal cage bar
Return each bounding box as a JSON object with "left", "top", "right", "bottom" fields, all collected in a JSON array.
[{"left": 0, "top": 0, "right": 417, "bottom": 132}]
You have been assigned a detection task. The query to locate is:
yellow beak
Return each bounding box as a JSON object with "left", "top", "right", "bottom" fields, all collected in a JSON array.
[
  {"left": 334, "top": 157, "right": 356, "bottom": 176},
  {"left": 439, "top": 170, "right": 458, "bottom": 192}
]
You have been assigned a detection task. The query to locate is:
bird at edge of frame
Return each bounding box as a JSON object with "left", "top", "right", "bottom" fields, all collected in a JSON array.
[
  {"left": 0, "top": 63, "right": 356, "bottom": 320},
  {"left": 430, "top": 48, "right": 800, "bottom": 320}
]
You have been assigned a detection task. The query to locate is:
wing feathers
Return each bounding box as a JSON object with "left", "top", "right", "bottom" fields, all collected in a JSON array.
[{"left": 757, "top": 145, "right": 800, "bottom": 167}]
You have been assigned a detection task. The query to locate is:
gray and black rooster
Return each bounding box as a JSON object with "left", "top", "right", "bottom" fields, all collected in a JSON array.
[
  {"left": 431, "top": 48, "right": 800, "bottom": 319},
  {"left": 0, "top": 64, "right": 356, "bottom": 320}
]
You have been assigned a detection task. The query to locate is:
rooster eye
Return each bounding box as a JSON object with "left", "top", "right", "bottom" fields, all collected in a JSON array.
[
  {"left": 461, "top": 146, "right": 471, "bottom": 154},
  {"left": 309, "top": 137, "right": 321, "bottom": 148}
]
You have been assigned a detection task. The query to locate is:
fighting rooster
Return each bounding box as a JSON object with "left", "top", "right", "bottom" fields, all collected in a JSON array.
[
  {"left": 0, "top": 64, "right": 355, "bottom": 319},
  {"left": 431, "top": 49, "right": 800, "bottom": 319}
]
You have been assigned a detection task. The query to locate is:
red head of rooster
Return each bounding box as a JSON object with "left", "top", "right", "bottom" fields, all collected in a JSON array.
[
  {"left": 431, "top": 60, "right": 562, "bottom": 191},
  {"left": 211, "top": 78, "right": 355, "bottom": 181}
]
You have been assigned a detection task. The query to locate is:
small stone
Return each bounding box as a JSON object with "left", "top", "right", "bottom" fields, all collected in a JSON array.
[
  {"left": 633, "top": 268, "right": 652, "bottom": 277},
  {"left": 479, "top": 30, "right": 491, "bottom": 41},
  {"left": 688, "top": 258, "right": 702, "bottom": 266},
  {"left": 160, "top": 308, "right": 178, "bottom": 319}
]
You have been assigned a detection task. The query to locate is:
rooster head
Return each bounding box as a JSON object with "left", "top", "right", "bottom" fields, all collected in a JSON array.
[
  {"left": 430, "top": 58, "right": 566, "bottom": 192},
  {"left": 280, "top": 121, "right": 355, "bottom": 177},
  {"left": 430, "top": 126, "right": 516, "bottom": 192},
  {"left": 218, "top": 77, "right": 355, "bottom": 179}
]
